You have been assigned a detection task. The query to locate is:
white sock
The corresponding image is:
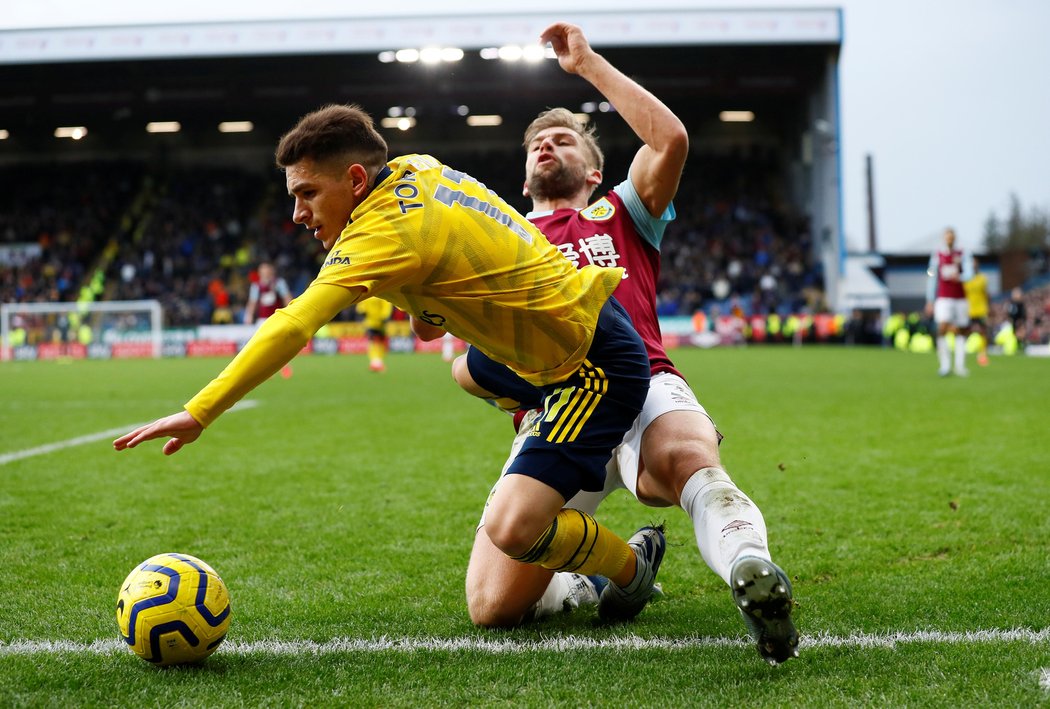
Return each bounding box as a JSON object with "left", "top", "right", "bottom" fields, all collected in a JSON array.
[
  {"left": 937, "top": 336, "right": 950, "bottom": 371},
  {"left": 954, "top": 336, "right": 966, "bottom": 371},
  {"left": 529, "top": 573, "right": 598, "bottom": 619},
  {"left": 679, "top": 467, "right": 770, "bottom": 585}
]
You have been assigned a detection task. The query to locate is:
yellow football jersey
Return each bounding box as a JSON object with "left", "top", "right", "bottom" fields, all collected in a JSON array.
[
  {"left": 185, "top": 154, "right": 621, "bottom": 427},
  {"left": 312, "top": 154, "right": 621, "bottom": 382},
  {"left": 964, "top": 272, "right": 989, "bottom": 318},
  {"left": 357, "top": 297, "right": 394, "bottom": 330}
]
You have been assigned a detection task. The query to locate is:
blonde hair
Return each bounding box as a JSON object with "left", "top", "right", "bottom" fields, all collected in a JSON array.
[{"left": 523, "top": 108, "right": 604, "bottom": 173}]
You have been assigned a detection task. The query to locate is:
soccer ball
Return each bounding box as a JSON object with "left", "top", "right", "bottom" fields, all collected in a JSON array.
[{"left": 116, "top": 552, "right": 231, "bottom": 666}]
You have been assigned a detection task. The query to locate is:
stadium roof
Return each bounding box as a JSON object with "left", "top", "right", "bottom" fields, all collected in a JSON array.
[
  {"left": 1, "top": 8, "right": 840, "bottom": 63},
  {"left": 0, "top": 8, "right": 841, "bottom": 160}
]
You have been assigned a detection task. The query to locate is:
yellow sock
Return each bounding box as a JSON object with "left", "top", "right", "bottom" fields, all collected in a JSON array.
[
  {"left": 486, "top": 396, "right": 522, "bottom": 413},
  {"left": 512, "top": 509, "right": 633, "bottom": 578},
  {"left": 367, "top": 341, "right": 384, "bottom": 362}
]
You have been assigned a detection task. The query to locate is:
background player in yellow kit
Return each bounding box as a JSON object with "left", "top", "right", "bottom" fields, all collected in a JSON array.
[
  {"left": 356, "top": 296, "right": 394, "bottom": 372},
  {"left": 964, "top": 256, "right": 990, "bottom": 366},
  {"left": 113, "top": 101, "right": 665, "bottom": 624}
]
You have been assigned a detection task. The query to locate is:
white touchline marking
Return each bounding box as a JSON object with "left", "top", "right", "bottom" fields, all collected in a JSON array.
[
  {"left": 1040, "top": 668, "right": 1050, "bottom": 693},
  {"left": 0, "top": 628, "right": 1046, "bottom": 656},
  {"left": 0, "top": 400, "right": 259, "bottom": 466}
]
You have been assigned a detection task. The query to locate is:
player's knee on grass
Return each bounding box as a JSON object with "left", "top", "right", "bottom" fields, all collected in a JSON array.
[
  {"left": 465, "top": 573, "right": 507, "bottom": 627},
  {"left": 468, "top": 598, "right": 519, "bottom": 628},
  {"left": 466, "top": 530, "right": 552, "bottom": 628},
  {"left": 466, "top": 580, "right": 533, "bottom": 629}
]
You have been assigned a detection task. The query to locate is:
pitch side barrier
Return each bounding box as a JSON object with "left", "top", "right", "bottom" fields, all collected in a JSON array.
[{"left": 0, "top": 313, "right": 868, "bottom": 362}]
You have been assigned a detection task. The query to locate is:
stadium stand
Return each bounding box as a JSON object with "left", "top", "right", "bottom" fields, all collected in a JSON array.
[
  {"left": 0, "top": 163, "right": 140, "bottom": 306},
  {"left": 4, "top": 151, "right": 1047, "bottom": 353}
]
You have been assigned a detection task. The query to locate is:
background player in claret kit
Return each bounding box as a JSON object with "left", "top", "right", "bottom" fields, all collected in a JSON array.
[
  {"left": 114, "top": 102, "right": 667, "bottom": 627},
  {"left": 245, "top": 261, "right": 294, "bottom": 377},
  {"left": 925, "top": 227, "right": 974, "bottom": 376},
  {"left": 438, "top": 22, "right": 798, "bottom": 665},
  {"left": 243, "top": 261, "right": 292, "bottom": 325},
  {"left": 356, "top": 297, "right": 394, "bottom": 372}
]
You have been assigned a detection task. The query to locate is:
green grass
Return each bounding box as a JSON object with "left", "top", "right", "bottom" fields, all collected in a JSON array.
[{"left": 1, "top": 347, "right": 1048, "bottom": 707}]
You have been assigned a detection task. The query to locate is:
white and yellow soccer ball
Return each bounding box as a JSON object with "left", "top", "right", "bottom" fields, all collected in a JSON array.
[{"left": 116, "top": 552, "right": 231, "bottom": 666}]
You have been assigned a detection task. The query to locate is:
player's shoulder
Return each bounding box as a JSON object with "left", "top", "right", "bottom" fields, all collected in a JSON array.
[
  {"left": 579, "top": 194, "right": 620, "bottom": 222},
  {"left": 390, "top": 153, "right": 443, "bottom": 173}
]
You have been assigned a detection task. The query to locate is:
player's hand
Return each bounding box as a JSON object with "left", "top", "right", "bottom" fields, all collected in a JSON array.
[
  {"left": 113, "top": 410, "right": 204, "bottom": 456},
  {"left": 924, "top": 302, "right": 933, "bottom": 318},
  {"left": 540, "top": 22, "right": 594, "bottom": 76}
]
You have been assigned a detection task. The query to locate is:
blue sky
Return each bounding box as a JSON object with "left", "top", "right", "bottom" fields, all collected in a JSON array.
[{"left": 5, "top": 0, "right": 1048, "bottom": 253}]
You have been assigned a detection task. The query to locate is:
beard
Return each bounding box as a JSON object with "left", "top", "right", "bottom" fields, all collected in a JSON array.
[{"left": 526, "top": 160, "right": 588, "bottom": 202}]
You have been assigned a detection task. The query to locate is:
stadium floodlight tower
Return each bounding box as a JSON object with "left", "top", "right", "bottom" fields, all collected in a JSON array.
[{"left": 1, "top": 299, "right": 163, "bottom": 362}]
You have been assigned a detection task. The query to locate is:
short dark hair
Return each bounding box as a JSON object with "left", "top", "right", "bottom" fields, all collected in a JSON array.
[{"left": 275, "top": 104, "right": 388, "bottom": 175}]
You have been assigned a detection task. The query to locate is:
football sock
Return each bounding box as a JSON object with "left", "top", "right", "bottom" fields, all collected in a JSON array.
[
  {"left": 529, "top": 573, "right": 575, "bottom": 619},
  {"left": 528, "top": 573, "right": 600, "bottom": 619},
  {"left": 954, "top": 336, "right": 966, "bottom": 371},
  {"left": 367, "top": 341, "right": 384, "bottom": 364},
  {"left": 679, "top": 467, "right": 770, "bottom": 585},
  {"left": 512, "top": 509, "right": 633, "bottom": 580},
  {"left": 484, "top": 396, "right": 523, "bottom": 414},
  {"left": 937, "top": 336, "right": 950, "bottom": 371}
]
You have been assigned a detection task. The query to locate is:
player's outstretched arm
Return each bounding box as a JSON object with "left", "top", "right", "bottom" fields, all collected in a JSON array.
[
  {"left": 113, "top": 410, "right": 204, "bottom": 456},
  {"left": 541, "top": 21, "right": 688, "bottom": 216},
  {"left": 115, "top": 283, "right": 358, "bottom": 456}
]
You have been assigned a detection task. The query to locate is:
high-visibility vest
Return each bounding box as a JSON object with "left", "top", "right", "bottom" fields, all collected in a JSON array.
[{"left": 994, "top": 323, "right": 1018, "bottom": 356}]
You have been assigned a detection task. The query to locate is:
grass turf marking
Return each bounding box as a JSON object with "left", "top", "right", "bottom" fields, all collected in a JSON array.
[
  {"left": 1, "top": 628, "right": 1046, "bottom": 656},
  {"left": 0, "top": 400, "right": 259, "bottom": 466}
]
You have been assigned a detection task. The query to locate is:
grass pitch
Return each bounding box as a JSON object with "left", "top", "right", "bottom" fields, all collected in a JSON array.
[{"left": 1, "top": 346, "right": 1048, "bottom": 707}]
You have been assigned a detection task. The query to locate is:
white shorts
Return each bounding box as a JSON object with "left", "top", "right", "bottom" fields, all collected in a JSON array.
[
  {"left": 478, "top": 372, "right": 712, "bottom": 527},
  {"left": 934, "top": 297, "right": 970, "bottom": 328}
]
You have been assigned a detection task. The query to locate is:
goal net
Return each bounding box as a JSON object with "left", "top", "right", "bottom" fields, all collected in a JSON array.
[{"left": 1, "top": 299, "right": 163, "bottom": 362}]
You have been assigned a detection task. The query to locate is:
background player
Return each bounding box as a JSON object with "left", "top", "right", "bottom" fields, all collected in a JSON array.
[
  {"left": 243, "top": 261, "right": 292, "bottom": 325},
  {"left": 434, "top": 22, "right": 798, "bottom": 665},
  {"left": 963, "top": 255, "right": 990, "bottom": 366},
  {"left": 113, "top": 101, "right": 666, "bottom": 626},
  {"left": 244, "top": 261, "right": 294, "bottom": 377},
  {"left": 357, "top": 297, "right": 394, "bottom": 372},
  {"left": 925, "top": 227, "right": 974, "bottom": 376}
]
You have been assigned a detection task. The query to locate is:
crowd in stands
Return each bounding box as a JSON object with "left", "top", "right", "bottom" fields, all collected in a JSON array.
[
  {"left": 105, "top": 167, "right": 269, "bottom": 327},
  {"left": 3, "top": 155, "right": 1049, "bottom": 350},
  {"left": 1000, "top": 281, "right": 1050, "bottom": 348},
  {"left": 654, "top": 150, "right": 824, "bottom": 321},
  {"left": 0, "top": 163, "right": 140, "bottom": 305}
]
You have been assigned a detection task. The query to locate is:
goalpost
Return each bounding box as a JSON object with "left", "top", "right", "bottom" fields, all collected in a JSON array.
[{"left": 1, "top": 299, "right": 163, "bottom": 361}]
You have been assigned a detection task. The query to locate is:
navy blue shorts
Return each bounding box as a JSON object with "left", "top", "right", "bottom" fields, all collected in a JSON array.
[
  {"left": 466, "top": 346, "right": 545, "bottom": 410},
  {"left": 466, "top": 297, "right": 650, "bottom": 500}
]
